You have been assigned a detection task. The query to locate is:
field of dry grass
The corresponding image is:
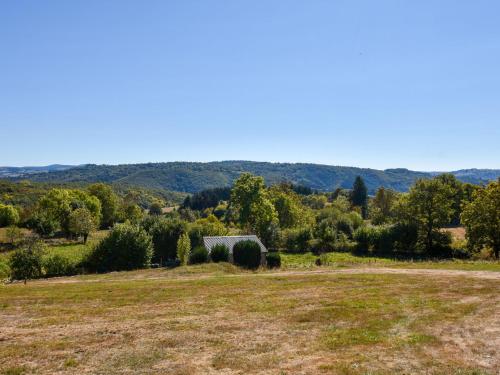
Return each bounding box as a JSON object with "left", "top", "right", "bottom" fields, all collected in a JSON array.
[{"left": 1, "top": 264, "right": 499, "bottom": 375}]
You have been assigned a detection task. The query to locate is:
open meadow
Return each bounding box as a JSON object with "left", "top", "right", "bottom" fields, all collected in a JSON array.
[{"left": 1, "top": 264, "right": 499, "bottom": 375}]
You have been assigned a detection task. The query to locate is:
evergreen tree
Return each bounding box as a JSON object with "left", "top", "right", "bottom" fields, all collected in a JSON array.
[{"left": 351, "top": 176, "right": 368, "bottom": 218}]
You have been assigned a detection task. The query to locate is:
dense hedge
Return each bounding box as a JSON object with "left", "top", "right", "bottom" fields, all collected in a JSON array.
[
  {"left": 233, "top": 240, "right": 261, "bottom": 269},
  {"left": 210, "top": 244, "right": 229, "bottom": 262},
  {"left": 189, "top": 246, "right": 209, "bottom": 264},
  {"left": 266, "top": 252, "right": 281, "bottom": 268},
  {"left": 87, "top": 223, "right": 153, "bottom": 272},
  {"left": 148, "top": 218, "right": 186, "bottom": 263},
  {"left": 43, "top": 254, "right": 78, "bottom": 277}
]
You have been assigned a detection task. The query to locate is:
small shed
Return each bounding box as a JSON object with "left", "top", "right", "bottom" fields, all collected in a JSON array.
[{"left": 203, "top": 235, "right": 268, "bottom": 265}]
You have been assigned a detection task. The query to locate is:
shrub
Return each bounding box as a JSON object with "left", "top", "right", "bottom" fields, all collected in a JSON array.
[
  {"left": 189, "top": 246, "right": 209, "bottom": 264},
  {"left": 281, "top": 227, "right": 312, "bottom": 253},
  {"left": 177, "top": 233, "right": 191, "bottom": 266},
  {"left": 9, "top": 238, "right": 45, "bottom": 282},
  {"left": 266, "top": 252, "right": 281, "bottom": 268},
  {"left": 391, "top": 222, "right": 418, "bottom": 254},
  {"left": 0, "top": 204, "right": 19, "bottom": 227},
  {"left": 210, "top": 243, "right": 229, "bottom": 262},
  {"left": 43, "top": 254, "right": 77, "bottom": 277},
  {"left": 372, "top": 225, "right": 395, "bottom": 254},
  {"left": 233, "top": 240, "right": 261, "bottom": 269},
  {"left": 353, "top": 226, "right": 373, "bottom": 254},
  {"left": 86, "top": 223, "right": 153, "bottom": 273},
  {"left": 149, "top": 218, "right": 187, "bottom": 264}
]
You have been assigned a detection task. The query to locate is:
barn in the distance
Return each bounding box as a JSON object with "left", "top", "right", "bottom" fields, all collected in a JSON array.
[{"left": 203, "top": 235, "right": 268, "bottom": 265}]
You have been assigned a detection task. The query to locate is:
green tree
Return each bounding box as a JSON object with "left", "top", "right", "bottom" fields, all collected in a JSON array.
[
  {"left": 0, "top": 204, "right": 20, "bottom": 227},
  {"left": 149, "top": 218, "right": 187, "bottom": 263},
  {"left": 461, "top": 180, "right": 500, "bottom": 258},
  {"left": 68, "top": 207, "right": 97, "bottom": 243},
  {"left": 149, "top": 202, "right": 163, "bottom": 216},
  {"left": 9, "top": 237, "right": 45, "bottom": 283},
  {"left": 121, "top": 203, "right": 144, "bottom": 225},
  {"left": 406, "top": 178, "right": 454, "bottom": 253},
  {"left": 269, "top": 187, "right": 309, "bottom": 228},
  {"left": 369, "top": 187, "right": 398, "bottom": 224},
  {"left": 230, "top": 173, "right": 278, "bottom": 243},
  {"left": 435, "top": 173, "right": 464, "bottom": 225},
  {"left": 88, "top": 183, "right": 119, "bottom": 228},
  {"left": 351, "top": 176, "right": 368, "bottom": 218},
  {"left": 6, "top": 225, "right": 24, "bottom": 246},
  {"left": 177, "top": 232, "right": 191, "bottom": 266}
]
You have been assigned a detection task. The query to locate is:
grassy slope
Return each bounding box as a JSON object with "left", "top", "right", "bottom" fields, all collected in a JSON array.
[{"left": 1, "top": 265, "right": 499, "bottom": 374}]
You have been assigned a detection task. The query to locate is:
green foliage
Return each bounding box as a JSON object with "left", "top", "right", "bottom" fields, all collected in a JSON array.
[
  {"left": 209, "top": 243, "right": 229, "bottom": 262},
  {"left": 231, "top": 173, "right": 278, "bottom": 244},
  {"left": 68, "top": 207, "right": 96, "bottom": 243},
  {"left": 461, "top": 180, "right": 500, "bottom": 258},
  {"left": 121, "top": 203, "right": 144, "bottom": 225},
  {"left": 232, "top": 240, "right": 261, "bottom": 269},
  {"left": 87, "top": 183, "right": 120, "bottom": 228},
  {"left": 0, "top": 204, "right": 19, "bottom": 227},
  {"left": 26, "top": 210, "right": 59, "bottom": 236},
  {"left": 9, "top": 238, "right": 45, "bottom": 282},
  {"left": 266, "top": 252, "right": 281, "bottom": 268},
  {"left": 189, "top": 246, "right": 209, "bottom": 264},
  {"left": 43, "top": 254, "right": 78, "bottom": 277},
  {"left": 5, "top": 226, "right": 24, "bottom": 246},
  {"left": 177, "top": 233, "right": 191, "bottom": 266},
  {"left": 87, "top": 223, "right": 153, "bottom": 272},
  {"left": 188, "top": 215, "right": 228, "bottom": 248},
  {"left": 351, "top": 176, "right": 368, "bottom": 218},
  {"left": 183, "top": 187, "right": 231, "bottom": 210},
  {"left": 280, "top": 226, "right": 313, "bottom": 253},
  {"left": 302, "top": 194, "right": 327, "bottom": 209},
  {"left": 269, "top": 185, "right": 309, "bottom": 228},
  {"left": 369, "top": 187, "right": 398, "bottom": 225},
  {"left": 149, "top": 202, "right": 163, "bottom": 216},
  {"left": 149, "top": 218, "right": 187, "bottom": 263},
  {"left": 404, "top": 178, "right": 454, "bottom": 254}
]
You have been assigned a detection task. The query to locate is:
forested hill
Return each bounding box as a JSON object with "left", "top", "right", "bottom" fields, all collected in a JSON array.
[{"left": 9, "top": 161, "right": 500, "bottom": 194}]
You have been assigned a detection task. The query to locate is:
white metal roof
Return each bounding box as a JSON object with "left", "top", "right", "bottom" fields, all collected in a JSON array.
[{"left": 203, "top": 235, "right": 268, "bottom": 254}]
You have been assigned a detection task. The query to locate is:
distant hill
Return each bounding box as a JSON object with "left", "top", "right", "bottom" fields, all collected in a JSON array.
[
  {"left": 8, "top": 161, "right": 500, "bottom": 194},
  {"left": 0, "top": 164, "right": 75, "bottom": 178}
]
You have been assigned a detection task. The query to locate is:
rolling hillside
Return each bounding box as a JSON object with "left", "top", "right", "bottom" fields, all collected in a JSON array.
[{"left": 9, "top": 161, "right": 500, "bottom": 194}]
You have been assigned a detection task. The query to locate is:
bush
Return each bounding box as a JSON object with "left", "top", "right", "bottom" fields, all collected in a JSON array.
[
  {"left": 43, "top": 254, "right": 77, "bottom": 277},
  {"left": 86, "top": 223, "right": 153, "bottom": 273},
  {"left": 353, "top": 226, "right": 373, "bottom": 254},
  {"left": 233, "top": 240, "right": 261, "bottom": 269},
  {"left": 210, "top": 243, "right": 229, "bottom": 262},
  {"left": 9, "top": 238, "right": 45, "bottom": 282},
  {"left": 189, "top": 246, "right": 209, "bottom": 264},
  {"left": 148, "top": 218, "right": 187, "bottom": 264},
  {"left": 0, "top": 204, "right": 19, "bottom": 227},
  {"left": 266, "top": 252, "right": 281, "bottom": 268},
  {"left": 281, "top": 227, "right": 312, "bottom": 253}
]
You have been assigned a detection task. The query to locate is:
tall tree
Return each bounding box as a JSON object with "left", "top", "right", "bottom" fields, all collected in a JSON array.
[
  {"left": 406, "top": 178, "right": 453, "bottom": 253},
  {"left": 88, "top": 183, "right": 119, "bottom": 228},
  {"left": 68, "top": 207, "right": 97, "bottom": 243},
  {"left": 351, "top": 176, "right": 368, "bottom": 218},
  {"left": 461, "top": 180, "right": 500, "bottom": 259},
  {"left": 369, "top": 187, "right": 398, "bottom": 224}
]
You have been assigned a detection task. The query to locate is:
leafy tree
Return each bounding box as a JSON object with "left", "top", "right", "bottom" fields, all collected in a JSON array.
[
  {"left": 121, "top": 203, "right": 144, "bottom": 225},
  {"left": 88, "top": 183, "right": 119, "bottom": 228},
  {"left": 87, "top": 223, "right": 153, "bottom": 272},
  {"left": 269, "top": 186, "right": 309, "bottom": 228},
  {"left": 351, "top": 176, "right": 368, "bottom": 218},
  {"left": 369, "top": 187, "right": 398, "bottom": 224},
  {"left": 435, "top": 173, "right": 464, "bottom": 225},
  {"left": 177, "top": 233, "right": 191, "bottom": 266},
  {"left": 68, "top": 207, "right": 96, "bottom": 243},
  {"left": 183, "top": 187, "right": 231, "bottom": 211},
  {"left": 461, "top": 180, "right": 500, "bottom": 258},
  {"left": 230, "top": 173, "right": 278, "bottom": 243},
  {"left": 406, "top": 178, "right": 453, "bottom": 253},
  {"left": 0, "top": 204, "right": 19, "bottom": 227},
  {"left": 9, "top": 237, "right": 45, "bottom": 283},
  {"left": 149, "top": 202, "right": 163, "bottom": 216},
  {"left": 188, "top": 215, "right": 228, "bottom": 248},
  {"left": 302, "top": 194, "right": 327, "bottom": 209}
]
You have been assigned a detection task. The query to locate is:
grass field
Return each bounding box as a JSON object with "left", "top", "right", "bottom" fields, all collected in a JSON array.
[{"left": 1, "top": 264, "right": 499, "bottom": 374}]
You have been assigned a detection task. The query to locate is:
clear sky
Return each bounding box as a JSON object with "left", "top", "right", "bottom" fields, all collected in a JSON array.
[{"left": 1, "top": 1, "right": 499, "bottom": 170}]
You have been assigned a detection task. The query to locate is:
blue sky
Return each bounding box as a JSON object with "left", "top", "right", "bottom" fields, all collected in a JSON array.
[{"left": 1, "top": 1, "right": 499, "bottom": 170}]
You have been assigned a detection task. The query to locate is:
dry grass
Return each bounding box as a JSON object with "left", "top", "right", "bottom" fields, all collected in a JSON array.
[{"left": 1, "top": 266, "right": 499, "bottom": 374}]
